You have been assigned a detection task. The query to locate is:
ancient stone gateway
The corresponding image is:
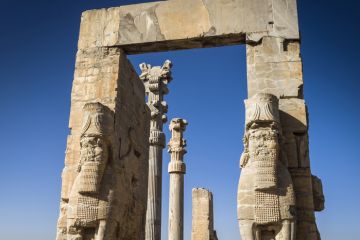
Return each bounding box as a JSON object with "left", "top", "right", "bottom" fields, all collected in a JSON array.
[{"left": 56, "top": 0, "right": 324, "bottom": 239}]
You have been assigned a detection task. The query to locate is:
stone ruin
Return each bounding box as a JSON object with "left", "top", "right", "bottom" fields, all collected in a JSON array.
[
  {"left": 192, "top": 188, "right": 218, "bottom": 240},
  {"left": 56, "top": 0, "right": 325, "bottom": 239}
]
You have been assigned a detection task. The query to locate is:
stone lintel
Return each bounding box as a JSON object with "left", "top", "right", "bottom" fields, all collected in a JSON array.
[{"left": 78, "top": 0, "right": 299, "bottom": 54}]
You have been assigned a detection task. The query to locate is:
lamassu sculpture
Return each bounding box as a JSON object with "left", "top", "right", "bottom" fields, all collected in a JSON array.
[
  {"left": 238, "top": 93, "right": 296, "bottom": 240},
  {"left": 65, "top": 103, "right": 114, "bottom": 240}
]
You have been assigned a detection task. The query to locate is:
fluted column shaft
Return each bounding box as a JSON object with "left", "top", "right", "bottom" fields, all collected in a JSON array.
[
  {"left": 146, "top": 145, "right": 164, "bottom": 239},
  {"left": 168, "top": 118, "right": 188, "bottom": 240},
  {"left": 140, "top": 61, "right": 172, "bottom": 240}
]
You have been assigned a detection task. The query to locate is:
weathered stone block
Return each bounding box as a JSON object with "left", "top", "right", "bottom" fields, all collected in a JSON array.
[
  {"left": 312, "top": 175, "right": 325, "bottom": 212},
  {"left": 77, "top": 0, "right": 299, "bottom": 53},
  {"left": 247, "top": 37, "right": 303, "bottom": 98},
  {"left": 192, "top": 188, "right": 217, "bottom": 240},
  {"left": 279, "top": 98, "right": 308, "bottom": 132}
]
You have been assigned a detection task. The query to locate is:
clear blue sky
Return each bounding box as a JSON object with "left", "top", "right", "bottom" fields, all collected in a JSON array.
[{"left": 0, "top": 0, "right": 359, "bottom": 239}]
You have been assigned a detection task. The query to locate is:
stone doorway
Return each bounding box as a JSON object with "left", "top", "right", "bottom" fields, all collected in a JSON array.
[{"left": 128, "top": 45, "right": 247, "bottom": 239}]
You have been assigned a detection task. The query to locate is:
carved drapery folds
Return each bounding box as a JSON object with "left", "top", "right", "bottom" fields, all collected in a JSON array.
[
  {"left": 140, "top": 60, "right": 172, "bottom": 240},
  {"left": 238, "top": 93, "right": 296, "bottom": 240},
  {"left": 67, "top": 102, "right": 114, "bottom": 238}
]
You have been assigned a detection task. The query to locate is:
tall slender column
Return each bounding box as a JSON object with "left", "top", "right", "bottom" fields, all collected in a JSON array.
[
  {"left": 168, "top": 118, "right": 188, "bottom": 240},
  {"left": 140, "top": 60, "right": 173, "bottom": 240}
]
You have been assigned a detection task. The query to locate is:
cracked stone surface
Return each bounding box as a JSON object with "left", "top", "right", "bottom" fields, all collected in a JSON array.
[
  {"left": 192, "top": 188, "right": 218, "bottom": 240},
  {"left": 77, "top": 0, "right": 299, "bottom": 53}
]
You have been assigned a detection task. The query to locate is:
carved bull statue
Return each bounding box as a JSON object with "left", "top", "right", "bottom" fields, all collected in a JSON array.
[
  {"left": 237, "top": 93, "right": 296, "bottom": 240},
  {"left": 67, "top": 102, "right": 114, "bottom": 240}
]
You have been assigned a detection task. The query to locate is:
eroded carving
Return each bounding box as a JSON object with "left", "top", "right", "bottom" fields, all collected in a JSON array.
[
  {"left": 312, "top": 175, "right": 325, "bottom": 212},
  {"left": 238, "top": 93, "right": 296, "bottom": 240},
  {"left": 66, "top": 102, "right": 114, "bottom": 240},
  {"left": 191, "top": 188, "right": 218, "bottom": 240}
]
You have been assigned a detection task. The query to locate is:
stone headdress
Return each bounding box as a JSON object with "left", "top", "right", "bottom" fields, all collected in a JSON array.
[
  {"left": 244, "top": 93, "right": 280, "bottom": 130},
  {"left": 81, "top": 102, "right": 114, "bottom": 137}
]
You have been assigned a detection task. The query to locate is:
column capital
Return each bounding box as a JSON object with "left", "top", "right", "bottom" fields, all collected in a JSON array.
[
  {"left": 168, "top": 118, "right": 188, "bottom": 155},
  {"left": 139, "top": 60, "right": 172, "bottom": 95}
]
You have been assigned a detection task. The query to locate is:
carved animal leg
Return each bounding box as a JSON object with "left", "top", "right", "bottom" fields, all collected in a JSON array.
[
  {"left": 290, "top": 221, "right": 296, "bottom": 240},
  {"left": 101, "top": 220, "right": 118, "bottom": 239},
  {"left": 67, "top": 232, "right": 83, "bottom": 240},
  {"left": 66, "top": 220, "right": 83, "bottom": 240},
  {"left": 95, "top": 220, "right": 106, "bottom": 240},
  {"left": 278, "top": 220, "right": 296, "bottom": 240},
  {"left": 56, "top": 227, "right": 67, "bottom": 240},
  {"left": 255, "top": 228, "right": 261, "bottom": 240},
  {"left": 239, "top": 220, "right": 255, "bottom": 240}
]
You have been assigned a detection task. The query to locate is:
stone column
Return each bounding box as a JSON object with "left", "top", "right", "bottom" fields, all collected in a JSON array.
[
  {"left": 168, "top": 118, "right": 188, "bottom": 240},
  {"left": 191, "top": 188, "right": 218, "bottom": 240},
  {"left": 140, "top": 61, "right": 173, "bottom": 240}
]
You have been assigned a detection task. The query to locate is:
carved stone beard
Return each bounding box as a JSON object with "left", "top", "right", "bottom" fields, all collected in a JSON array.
[
  {"left": 248, "top": 128, "right": 279, "bottom": 191},
  {"left": 78, "top": 136, "right": 109, "bottom": 194},
  {"left": 252, "top": 148, "right": 278, "bottom": 191},
  {"left": 247, "top": 127, "right": 282, "bottom": 224}
]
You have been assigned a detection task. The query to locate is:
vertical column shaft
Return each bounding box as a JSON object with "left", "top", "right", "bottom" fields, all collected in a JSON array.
[
  {"left": 168, "top": 118, "right": 188, "bottom": 240},
  {"left": 146, "top": 145, "right": 164, "bottom": 239},
  {"left": 140, "top": 61, "right": 173, "bottom": 240},
  {"left": 169, "top": 174, "right": 184, "bottom": 240}
]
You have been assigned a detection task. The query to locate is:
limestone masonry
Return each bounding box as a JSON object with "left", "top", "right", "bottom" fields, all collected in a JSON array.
[
  {"left": 57, "top": 48, "right": 150, "bottom": 239},
  {"left": 192, "top": 188, "right": 218, "bottom": 240},
  {"left": 238, "top": 93, "right": 296, "bottom": 239},
  {"left": 57, "top": 0, "right": 325, "bottom": 239}
]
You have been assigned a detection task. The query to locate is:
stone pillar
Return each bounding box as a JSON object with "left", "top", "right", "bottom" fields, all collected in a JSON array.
[
  {"left": 245, "top": 37, "right": 325, "bottom": 239},
  {"left": 140, "top": 61, "right": 173, "bottom": 240},
  {"left": 168, "top": 118, "right": 188, "bottom": 240},
  {"left": 191, "top": 188, "right": 218, "bottom": 240}
]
